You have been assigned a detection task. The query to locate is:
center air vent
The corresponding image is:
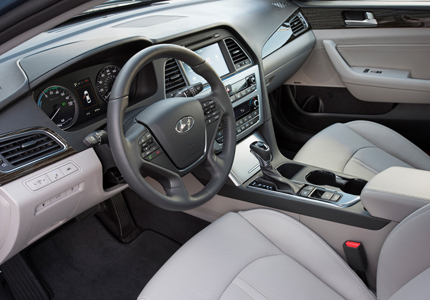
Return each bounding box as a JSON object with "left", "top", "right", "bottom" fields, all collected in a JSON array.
[
  {"left": 224, "top": 38, "right": 251, "bottom": 70},
  {"left": 165, "top": 58, "right": 186, "bottom": 98},
  {"left": 289, "top": 12, "right": 309, "bottom": 36},
  {"left": 0, "top": 131, "right": 65, "bottom": 173}
]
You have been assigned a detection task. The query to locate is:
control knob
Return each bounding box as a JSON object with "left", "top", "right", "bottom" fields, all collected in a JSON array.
[
  {"left": 252, "top": 97, "right": 259, "bottom": 108},
  {"left": 247, "top": 75, "right": 256, "bottom": 85}
]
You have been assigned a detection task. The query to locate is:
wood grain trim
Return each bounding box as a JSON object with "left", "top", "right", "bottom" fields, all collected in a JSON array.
[
  {"left": 0, "top": 128, "right": 76, "bottom": 186},
  {"left": 302, "top": 8, "right": 430, "bottom": 29}
]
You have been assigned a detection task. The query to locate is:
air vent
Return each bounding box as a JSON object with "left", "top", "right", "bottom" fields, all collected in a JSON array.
[
  {"left": 289, "top": 13, "right": 309, "bottom": 36},
  {"left": 0, "top": 131, "right": 65, "bottom": 172},
  {"left": 165, "top": 59, "right": 186, "bottom": 98},
  {"left": 272, "top": 2, "right": 290, "bottom": 9},
  {"left": 224, "top": 38, "right": 251, "bottom": 70}
]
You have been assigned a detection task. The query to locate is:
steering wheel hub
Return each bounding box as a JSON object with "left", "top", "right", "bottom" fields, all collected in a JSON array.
[{"left": 135, "top": 97, "right": 206, "bottom": 170}]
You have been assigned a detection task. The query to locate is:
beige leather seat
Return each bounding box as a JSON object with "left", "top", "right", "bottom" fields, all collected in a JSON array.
[
  {"left": 138, "top": 206, "right": 430, "bottom": 300},
  {"left": 294, "top": 120, "right": 430, "bottom": 180}
]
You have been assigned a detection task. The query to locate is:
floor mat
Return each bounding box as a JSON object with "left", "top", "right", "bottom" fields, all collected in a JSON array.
[{"left": 28, "top": 217, "right": 180, "bottom": 300}]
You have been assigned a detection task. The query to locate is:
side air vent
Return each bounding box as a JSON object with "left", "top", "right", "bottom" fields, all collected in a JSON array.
[
  {"left": 224, "top": 38, "right": 251, "bottom": 70},
  {"left": 289, "top": 12, "right": 309, "bottom": 36},
  {"left": 0, "top": 131, "right": 65, "bottom": 173},
  {"left": 165, "top": 58, "right": 186, "bottom": 98}
]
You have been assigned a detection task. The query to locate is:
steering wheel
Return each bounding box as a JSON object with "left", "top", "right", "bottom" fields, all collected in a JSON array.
[{"left": 107, "top": 44, "right": 236, "bottom": 211}]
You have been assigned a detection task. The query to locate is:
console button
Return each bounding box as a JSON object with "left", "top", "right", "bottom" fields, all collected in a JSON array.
[
  {"left": 46, "top": 169, "right": 64, "bottom": 182},
  {"left": 51, "top": 191, "right": 66, "bottom": 203},
  {"left": 35, "top": 200, "right": 51, "bottom": 212},
  {"left": 59, "top": 163, "right": 78, "bottom": 176},
  {"left": 303, "top": 185, "right": 314, "bottom": 192},
  {"left": 300, "top": 190, "right": 311, "bottom": 197},
  {"left": 66, "top": 184, "right": 80, "bottom": 195},
  {"left": 321, "top": 192, "right": 334, "bottom": 200},
  {"left": 27, "top": 175, "right": 51, "bottom": 191},
  {"left": 331, "top": 194, "right": 342, "bottom": 202}
]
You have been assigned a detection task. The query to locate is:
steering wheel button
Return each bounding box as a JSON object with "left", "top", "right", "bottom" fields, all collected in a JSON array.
[
  {"left": 145, "top": 149, "right": 162, "bottom": 161},
  {"left": 143, "top": 150, "right": 152, "bottom": 157}
]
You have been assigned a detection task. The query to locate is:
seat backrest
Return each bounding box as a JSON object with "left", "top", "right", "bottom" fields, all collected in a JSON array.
[{"left": 377, "top": 204, "right": 430, "bottom": 300}]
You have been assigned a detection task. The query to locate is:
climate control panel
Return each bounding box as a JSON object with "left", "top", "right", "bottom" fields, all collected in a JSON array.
[{"left": 216, "top": 96, "right": 259, "bottom": 144}]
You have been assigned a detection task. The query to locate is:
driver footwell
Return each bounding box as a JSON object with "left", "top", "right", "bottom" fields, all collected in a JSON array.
[{"left": 27, "top": 217, "right": 180, "bottom": 300}]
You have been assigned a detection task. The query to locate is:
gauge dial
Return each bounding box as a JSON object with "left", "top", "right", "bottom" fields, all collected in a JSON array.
[
  {"left": 96, "top": 65, "right": 121, "bottom": 102},
  {"left": 38, "top": 86, "right": 79, "bottom": 130}
]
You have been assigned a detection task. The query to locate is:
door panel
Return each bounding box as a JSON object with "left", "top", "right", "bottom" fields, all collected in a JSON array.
[{"left": 274, "top": 2, "right": 430, "bottom": 153}]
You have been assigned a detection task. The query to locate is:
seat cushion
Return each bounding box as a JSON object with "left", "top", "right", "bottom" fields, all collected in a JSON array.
[
  {"left": 293, "top": 121, "right": 430, "bottom": 181},
  {"left": 377, "top": 204, "right": 430, "bottom": 300},
  {"left": 138, "top": 209, "right": 375, "bottom": 300}
]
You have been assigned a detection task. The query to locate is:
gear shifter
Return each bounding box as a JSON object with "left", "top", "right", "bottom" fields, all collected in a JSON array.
[{"left": 250, "top": 141, "right": 302, "bottom": 194}]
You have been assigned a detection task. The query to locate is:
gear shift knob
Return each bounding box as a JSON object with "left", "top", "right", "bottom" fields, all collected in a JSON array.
[
  {"left": 250, "top": 141, "right": 271, "bottom": 166},
  {"left": 250, "top": 140, "right": 302, "bottom": 194}
]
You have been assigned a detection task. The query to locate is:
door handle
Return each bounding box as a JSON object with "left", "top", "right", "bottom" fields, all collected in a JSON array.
[{"left": 345, "top": 12, "right": 378, "bottom": 27}]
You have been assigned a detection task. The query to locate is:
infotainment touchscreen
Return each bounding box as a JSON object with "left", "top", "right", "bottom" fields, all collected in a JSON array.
[{"left": 182, "top": 43, "right": 229, "bottom": 85}]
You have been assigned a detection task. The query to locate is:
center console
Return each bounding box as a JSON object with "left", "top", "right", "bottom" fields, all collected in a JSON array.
[{"left": 246, "top": 141, "right": 364, "bottom": 208}]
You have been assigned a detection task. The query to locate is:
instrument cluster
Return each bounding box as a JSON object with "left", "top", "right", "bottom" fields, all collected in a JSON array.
[{"left": 35, "top": 64, "right": 122, "bottom": 130}]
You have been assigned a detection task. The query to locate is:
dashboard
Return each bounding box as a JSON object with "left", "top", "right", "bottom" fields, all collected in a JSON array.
[{"left": 0, "top": 0, "right": 315, "bottom": 264}]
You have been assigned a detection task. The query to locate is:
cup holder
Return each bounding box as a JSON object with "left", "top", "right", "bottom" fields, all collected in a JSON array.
[{"left": 306, "top": 170, "right": 367, "bottom": 195}]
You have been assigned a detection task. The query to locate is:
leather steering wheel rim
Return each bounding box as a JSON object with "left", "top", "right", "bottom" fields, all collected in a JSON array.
[{"left": 107, "top": 44, "right": 236, "bottom": 211}]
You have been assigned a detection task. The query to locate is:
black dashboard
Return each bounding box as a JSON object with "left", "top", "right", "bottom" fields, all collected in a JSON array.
[{"left": 0, "top": 0, "right": 315, "bottom": 183}]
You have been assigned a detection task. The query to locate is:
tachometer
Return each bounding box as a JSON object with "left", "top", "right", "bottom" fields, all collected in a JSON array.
[
  {"left": 38, "top": 86, "right": 79, "bottom": 130},
  {"left": 96, "top": 65, "right": 121, "bottom": 102}
]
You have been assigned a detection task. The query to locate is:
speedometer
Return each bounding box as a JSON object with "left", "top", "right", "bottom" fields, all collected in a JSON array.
[
  {"left": 38, "top": 86, "right": 79, "bottom": 130},
  {"left": 96, "top": 65, "right": 121, "bottom": 102}
]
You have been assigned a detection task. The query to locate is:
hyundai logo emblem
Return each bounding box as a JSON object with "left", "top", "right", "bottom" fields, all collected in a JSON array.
[{"left": 175, "top": 116, "right": 195, "bottom": 134}]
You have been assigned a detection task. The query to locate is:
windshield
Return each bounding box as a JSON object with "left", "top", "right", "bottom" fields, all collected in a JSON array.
[{"left": 0, "top": 0, "right": 27, "bottom": 17}]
